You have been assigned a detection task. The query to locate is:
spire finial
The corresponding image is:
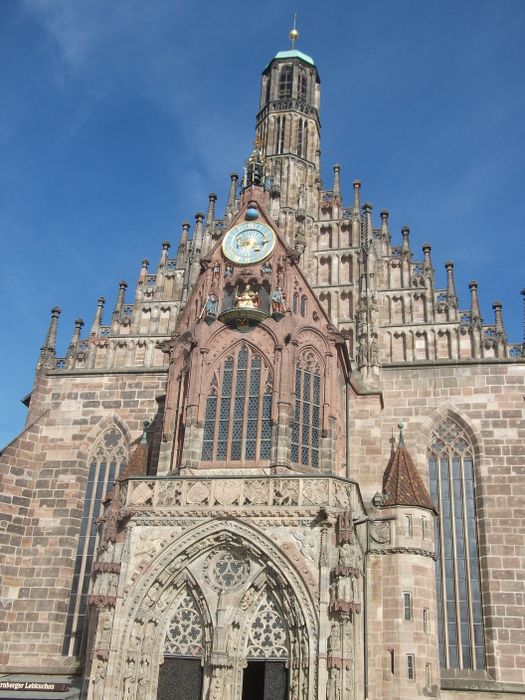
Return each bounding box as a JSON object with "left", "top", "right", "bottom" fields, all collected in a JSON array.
[
  {"left": 38, "top": 306, "right": 61, "bottom": 368},
  {"left": 289, "top": 12, "right": 299, "bottom": 48},
  {"left": 141, "top": 420, "right": 150, "bottom": 445},
  {"left": 398, "top": 420, "right": 405, "bottom": 448}
]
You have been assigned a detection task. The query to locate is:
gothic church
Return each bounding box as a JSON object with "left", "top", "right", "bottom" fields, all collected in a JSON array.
[{"left": 1, "top": 32, "right": 524, "bottom": 700}]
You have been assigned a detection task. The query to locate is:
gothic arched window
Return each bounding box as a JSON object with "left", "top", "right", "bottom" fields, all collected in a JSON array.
[
  {"left": 298, "top": 71, "right": 308, "bottom": 101},
  {"left": 279, "top": 65, "right": 292, "bottom": 98},
  {"left": 201, "top": 345, "right": 273, "bottom": 463},
  {"left": 275, "top": 116, "right": 286, "bottom": 154},
  {"left": 428, "top": 417, "right": 485, "bottom": 671},
  {"left": 291, "top": 350, "right": 322, "bottom": 468},
  {"left": 63, "top": 426, "right": 127, "bottom": 656},
  {"left": 295, "top": 119, "right": 309, "bottom": 159}
]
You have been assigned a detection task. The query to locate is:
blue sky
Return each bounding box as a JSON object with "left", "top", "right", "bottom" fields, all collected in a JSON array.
[{"left": 1, "top": 0, "right": 524, "bottom": 445}]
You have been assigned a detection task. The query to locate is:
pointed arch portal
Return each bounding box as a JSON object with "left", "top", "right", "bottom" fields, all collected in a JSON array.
[{"left": 109, "top": 520, "right": 317, "bottom": 700}]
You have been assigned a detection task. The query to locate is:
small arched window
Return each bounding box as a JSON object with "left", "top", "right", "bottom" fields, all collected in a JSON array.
[
  {"left": 202, "top": 345, "right": 272, "bottom": 463},
  {"left": 291, "top": 350, "right": 322, "bottom": 468},
  {"left": 429, "top": 417, "right": 485, "bottom": 671},
  {"left": 63, "top": 426, "right": 128, "bottom": 656},
  {"left": 278, "top": 65, "right": 293, "bottom": 98}
]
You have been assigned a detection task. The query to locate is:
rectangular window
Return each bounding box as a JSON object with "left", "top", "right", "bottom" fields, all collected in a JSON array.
[
  {"left": 422, "top": 517, "right": 427, "bottom": 539},
  {"left": 389, "top": 649, "right": 395, "bottom": 674},
  {"left": 407, "top": 654, "right": 415, "bottom": 680},
  {"left": 405, "top": 515, "right": 413, "bottom": 538},
  {"left": 403, "top": 592, "right": 412, "bottom": 620}
]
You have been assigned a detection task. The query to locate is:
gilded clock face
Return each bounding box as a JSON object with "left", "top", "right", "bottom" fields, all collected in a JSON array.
[{"left": 222, "top": 222, "right": 276, "bottom": 265}]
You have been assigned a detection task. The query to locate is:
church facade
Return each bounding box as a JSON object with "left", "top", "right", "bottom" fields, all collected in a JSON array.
[{"left": 0, "top": 40, "right": 524, "bottom": 700}]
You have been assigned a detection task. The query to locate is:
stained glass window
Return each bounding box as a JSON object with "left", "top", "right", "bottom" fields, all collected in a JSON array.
[
  {"left": 201, "top": 344, "right": 273, "bottom": 463},
  {"left": 291, "top": 350, "right": 321, "bottom": 468},
  {"left": 429, "top": 417, "right": 485, "bottom": 671},
  {"left": 63, "top": 427, "right": 127, "bottom": 656}
]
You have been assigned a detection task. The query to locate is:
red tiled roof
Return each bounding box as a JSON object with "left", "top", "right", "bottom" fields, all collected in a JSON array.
[
  {"left": 382, "top": 441, "right": 435, "bottom": 511},
  {"left": 119, "top": 441, "right": 149, "bottom": 479}
]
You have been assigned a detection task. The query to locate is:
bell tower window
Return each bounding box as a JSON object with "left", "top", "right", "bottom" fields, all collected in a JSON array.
[
  {"left": 291, "top": 350, "right": 322, "bottom": 468},
  {"left": 298, "top": 71, "right": 308, "bottom": 101},
  {"left": 201, "top": 344, "right": 272, "bottom": 463},
  {"left": 428, "top": 417, "right": 486, "bottom": 671},
  {"left": 278, "top": 65, "right": 293, "bottom": 98}
]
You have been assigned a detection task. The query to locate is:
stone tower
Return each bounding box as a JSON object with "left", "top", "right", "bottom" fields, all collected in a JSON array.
[{"left": 0, "top": 28, "right": 524, "bottom": 700}]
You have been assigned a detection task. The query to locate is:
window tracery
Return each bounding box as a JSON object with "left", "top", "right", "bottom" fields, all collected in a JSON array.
[
  {"left": 201, "top": 345, "right": 273, "bottom": 463},
  {"left": 164, "top": 590, "right": 204, "bottom": 656},
  {"left": 63, "top": 427, "right": 127, "bottom": 656},
  {"left": 278, "top": 65, "right": 292, "bottom": 98},
  {"left": 203, "top": 548, "right": 251, "bottom": 591},
  {"left": 291, "top": 350, "right": 322, "bottom": 468},
  {"left": 246, "top": 592, "right": 289, "bottom": 659},
  {"left": 428, "top": 417, "right": 485, "bottom": 671}
]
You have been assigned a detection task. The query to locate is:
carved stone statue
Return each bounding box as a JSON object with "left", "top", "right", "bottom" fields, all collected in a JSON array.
[
  {"left": 326, "top": 668, "right": 341, "bottom": 700},
  {"left": 208, "top": 666, "right": 231, "bottom": 700},
  {"left": 200, "top": 294, "right": 218, "bottom": 319},
  {"left": 271, "top": 288, "right": 285, "bottom": 314},
  {"left": 327, "top": 621, "right": 341, "bottom": 654}
]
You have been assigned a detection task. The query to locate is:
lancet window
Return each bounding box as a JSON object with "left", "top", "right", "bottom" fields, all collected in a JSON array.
[
  {"left": 201, "top": 344, "right": 273, "bottom": 463},
  {"left": 291, "top": 350, "right": 322, "bottom": 468},
  {"left": 62, "top": 427, "right": 127, "bottom": 656},
  {"left": 275, "top": 116, "right": 286, "bottom": 154},
  {"left": 296, "top": 119, "right": 308, "bottom": 159},
  {"left": 428, "top": 417, "right": 485, "bottom": 671},
  {"left": 278, "top": 65, "right": 292, "bottom": 98}
]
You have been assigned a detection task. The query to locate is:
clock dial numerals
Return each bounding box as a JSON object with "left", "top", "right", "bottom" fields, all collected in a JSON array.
[{"left": 222, "top": 222, "right": 276, "bottom": 265}]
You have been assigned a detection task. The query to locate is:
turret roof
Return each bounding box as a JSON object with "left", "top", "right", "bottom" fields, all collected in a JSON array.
[
  {"left": 274, "top": 49, "right": 315, "bottom": 66},
  {"left": 382, "top": 430, "right": 435, "bottom": 511}
]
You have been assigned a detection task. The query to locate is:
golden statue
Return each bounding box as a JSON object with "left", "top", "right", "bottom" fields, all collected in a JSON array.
[{"left": 235, "top": 284, "right": 259, "bottom": 309}]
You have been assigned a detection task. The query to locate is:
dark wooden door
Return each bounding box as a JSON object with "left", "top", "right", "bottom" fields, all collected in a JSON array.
[{"left": 157, "top": 657, "right": 203, "bottom": 700}]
